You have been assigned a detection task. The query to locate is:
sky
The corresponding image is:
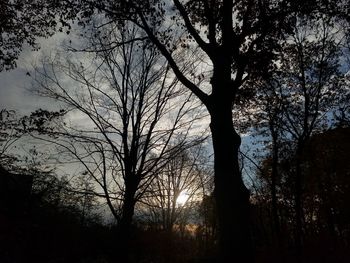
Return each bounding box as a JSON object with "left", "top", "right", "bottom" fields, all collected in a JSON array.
[
  {"left": 0, "top": 59, "right": 42, "bottom": 114},
  {"left": 0, "top": 34, "right": 67, "bottom": 114},
  {"left": 0, "top": 23, "right": 262, "bottom": 196}
]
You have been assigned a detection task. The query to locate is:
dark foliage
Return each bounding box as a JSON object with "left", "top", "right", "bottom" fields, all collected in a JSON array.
[
  {"left": 0, "top": 0, "right": 72, "bottom": 71},
  {"left": 251, "top": 127, "right": 350, "bottom": 262}
]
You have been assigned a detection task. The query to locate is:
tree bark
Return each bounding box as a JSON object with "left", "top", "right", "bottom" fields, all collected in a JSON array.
[{"left": 208, "top": 95, "right": 253, "bottom": 263}]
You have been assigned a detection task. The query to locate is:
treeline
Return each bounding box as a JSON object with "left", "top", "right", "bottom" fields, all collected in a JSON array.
[
  {"left": 1, "top": 118, "right": 350, "bottom": 263},
  {"left": 250, "top": 126, "right": 350, "bottom": 262},
  {"left": 0, "top": 164, "right": 111, "bottom": 263},
  {"left": 0, "top": 110, "right": 215, "bottom": 263},
  {"left": 0, "top": 149, "right": 215, "bottom": 263}
]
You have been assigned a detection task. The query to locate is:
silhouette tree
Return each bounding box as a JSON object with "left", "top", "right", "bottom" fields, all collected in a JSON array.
[
  {"left": 138, "top": 144, "right": 211, "bottom": 233},
  {"left": 240, "top": 81, "right": 285, "bottom": 244},
  {"left": 255, "top": 126, "right": 350, "bottom": 262},
  {"left": 28, "top": 22, "right": 204, "bottom": 261},
  {"left": 302, "top": 127, "right": 350, "bottom": 243},
  {"left": 232, "top": 8, "right": 350, "bottom": 260},
  {"left": 270, "top": 15, "right": 348, "bottom": 256}
]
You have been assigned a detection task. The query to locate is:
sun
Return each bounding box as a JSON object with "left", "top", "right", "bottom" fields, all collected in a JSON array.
[{"left": 176, "top": 190, "right": 189, "bottom": 206}]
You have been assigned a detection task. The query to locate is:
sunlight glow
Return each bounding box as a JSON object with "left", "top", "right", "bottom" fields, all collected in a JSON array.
[{"left": 176, "top": 191, "right": 189, "bottom": 206}]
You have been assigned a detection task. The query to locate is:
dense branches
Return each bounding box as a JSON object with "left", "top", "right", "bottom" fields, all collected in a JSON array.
[{"left": 28, "top": 22, "right": 207, "bottom": 261}]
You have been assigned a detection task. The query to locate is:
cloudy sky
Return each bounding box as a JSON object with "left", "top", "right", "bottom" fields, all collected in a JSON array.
[
  {"left": 0, "top": 57, "right": 39, "bottom": 114},
  {"left": 0, "top": 32, "right": 70, "bottom": 115},
  {"left": 0, "top": 26, "right": 259, "bottom": 171}
]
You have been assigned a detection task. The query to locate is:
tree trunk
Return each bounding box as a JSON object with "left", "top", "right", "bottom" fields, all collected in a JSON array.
[
  {"left": 270, "top": 129, "right": 280, "bottom": 242},
  {"left": 117, "top": 178, "right": 138, "bottom": 262},
  {"left": 208, "top": 96, "right": 253, "bottom": 263},
  {"left": 294, "top": 147, "right": 304, "bottom": 262}
]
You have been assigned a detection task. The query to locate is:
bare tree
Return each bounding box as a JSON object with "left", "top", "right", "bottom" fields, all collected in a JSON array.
[
  {"left": 137, "top": 143, "right": 212, "bottom": 233},
  {"left": 29, "top": 22, "right": 205, "bottom": 259},
  {"left": 60, "top": 2, "right": 301, "bottom": 261}
]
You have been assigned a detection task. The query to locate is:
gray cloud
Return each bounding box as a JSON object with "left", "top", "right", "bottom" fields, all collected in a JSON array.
[{"left": 0, "top": 32, "right": 69, "bottom": 115}]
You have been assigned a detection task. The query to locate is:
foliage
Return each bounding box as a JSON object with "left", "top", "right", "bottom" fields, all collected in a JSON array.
[{"left": 0, "top": 0, "right": 73, "bottom": 71}]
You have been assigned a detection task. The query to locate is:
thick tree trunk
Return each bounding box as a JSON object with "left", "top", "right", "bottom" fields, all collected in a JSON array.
[{"left": 209, "top": 97, "right": 253, "bottom": 263}]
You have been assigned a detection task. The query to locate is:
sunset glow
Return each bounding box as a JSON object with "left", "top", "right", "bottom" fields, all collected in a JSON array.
[{"left": 176, "top": 191, "right": 189, "bottom": 206}]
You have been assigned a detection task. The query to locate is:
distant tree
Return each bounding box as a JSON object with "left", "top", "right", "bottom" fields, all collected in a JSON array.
[
  {"left": 138, "top": 144, "right": 211, "bottom": 233},
  {"left": 271, "top": 15, "right": 349, "bottom": 253},
  {"left": 235, "top": 79, "right": 285, "bottom": 243},
  {"left": 196, "top": 193, "right": 217, "bottom": 258},
  {"left": 232, "top": 11, "right": 350, "bottom": 260},
  {"left": 254, "top": 126, "right": 350, "bottom": 261},
  {"left": 302, "top": 127, "right": 350, "bottom": 239}
]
